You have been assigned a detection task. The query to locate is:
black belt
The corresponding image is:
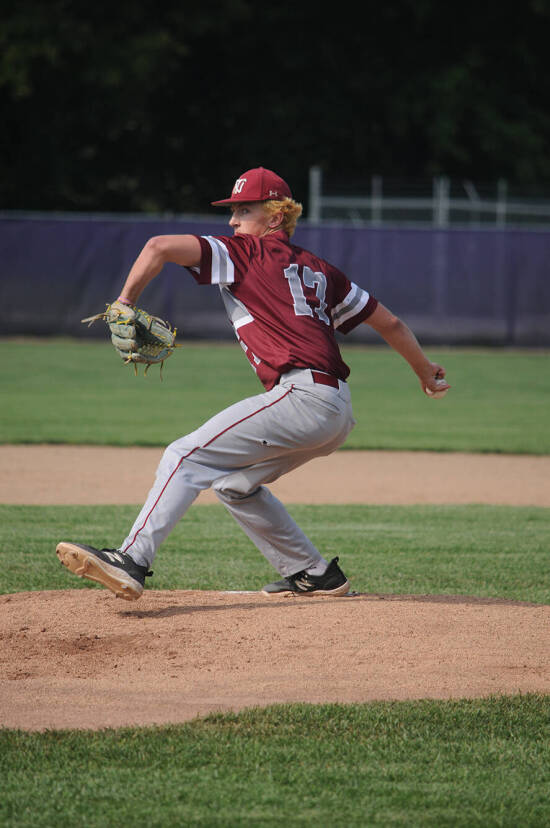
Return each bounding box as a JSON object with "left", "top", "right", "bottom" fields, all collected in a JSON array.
[{"left": 311, "top": 371, "right": 340, "bottom": 389}]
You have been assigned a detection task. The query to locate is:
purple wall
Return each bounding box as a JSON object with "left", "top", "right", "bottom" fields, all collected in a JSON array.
[{"left": 1, "top": 214, "right": 549, "bottom": 344}]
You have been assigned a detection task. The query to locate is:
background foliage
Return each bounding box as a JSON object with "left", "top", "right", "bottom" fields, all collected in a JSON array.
[{"left": 3, "top": 0, "right": 550, "bottom": 213}]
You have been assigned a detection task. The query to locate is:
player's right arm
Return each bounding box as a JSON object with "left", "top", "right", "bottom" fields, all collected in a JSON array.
[
  {"left": 364, "top": 302, "right": 450, "bottom": 395},
  {"left": 118, "top": 235, "right": 202, "bottom": 305}
]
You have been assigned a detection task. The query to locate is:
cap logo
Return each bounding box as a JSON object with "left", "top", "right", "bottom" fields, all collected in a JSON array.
[
  {"left": 233, "top": 177, "right": 247, "bottom": 194},
  {"left": 269, "top": 189, "right": 279, "bottom": 197}
]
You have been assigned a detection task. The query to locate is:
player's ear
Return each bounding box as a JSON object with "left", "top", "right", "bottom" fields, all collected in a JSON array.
[{"left": 267, "top": 210, "right": 283, "bottom": 229}]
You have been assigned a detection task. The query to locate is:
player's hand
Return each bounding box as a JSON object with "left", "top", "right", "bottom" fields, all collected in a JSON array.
[{"left": 419, "top": 362, "right": 451, "bottom": 396}]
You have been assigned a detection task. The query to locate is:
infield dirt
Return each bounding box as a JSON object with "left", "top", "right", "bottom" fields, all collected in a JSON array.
[{"left": 1, "top": 445, "right": 549, "bottom": 731}]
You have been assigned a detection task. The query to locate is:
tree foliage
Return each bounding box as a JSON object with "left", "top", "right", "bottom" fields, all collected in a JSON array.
[{"left": 2, "top": 0, "right": 550, "bottom": 212}]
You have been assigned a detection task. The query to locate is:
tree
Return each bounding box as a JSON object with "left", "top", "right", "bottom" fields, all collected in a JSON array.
[{"left": 2, "top": 0, "right": 550, "bottom": 212}]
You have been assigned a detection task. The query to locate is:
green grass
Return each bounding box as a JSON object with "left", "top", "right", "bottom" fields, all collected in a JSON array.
[
  {"left": 1, "top": 339, "right": 549, "bottom": 453},
  {"left": 2, "top": 697, "right": 550, "bottom": 827},
  {"left": 2, "top": 502, "right": 549, "bottom": 603},
  {"left": 3, "top": 339, "right": 549, "bottom": 826}
]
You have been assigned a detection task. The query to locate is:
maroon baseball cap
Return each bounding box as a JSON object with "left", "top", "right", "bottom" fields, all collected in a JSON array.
[{"left": 211, "top": 167, "right": 292, "bottom": 206}]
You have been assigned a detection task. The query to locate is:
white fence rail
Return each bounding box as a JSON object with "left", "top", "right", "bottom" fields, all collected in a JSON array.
[{"left": 308, "top": 166, "right": 550, "bottom": 228}]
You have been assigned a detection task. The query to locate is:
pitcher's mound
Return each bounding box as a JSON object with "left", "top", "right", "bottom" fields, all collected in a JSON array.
[{"left": 1, "top": 588, "right": 549, "bottom": 731}]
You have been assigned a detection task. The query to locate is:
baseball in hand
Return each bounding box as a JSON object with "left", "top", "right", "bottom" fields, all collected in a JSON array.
[{"left": 425, "top": 378, "right": 449, "bottom": 399}]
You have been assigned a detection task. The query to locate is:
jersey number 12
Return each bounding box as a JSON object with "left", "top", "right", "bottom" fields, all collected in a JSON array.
[{"left": 284, "top": 264, "right": 330, "bottom": 325}]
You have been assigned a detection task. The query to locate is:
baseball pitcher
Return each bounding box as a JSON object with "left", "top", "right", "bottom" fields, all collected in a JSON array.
[{"left": 56, "top": 167, "right": 450, "bottom": 600}]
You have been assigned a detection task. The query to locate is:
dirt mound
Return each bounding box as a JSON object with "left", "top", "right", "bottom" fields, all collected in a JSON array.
[{"left": 2, "top": 588, "right": 549, "bottom": 731}]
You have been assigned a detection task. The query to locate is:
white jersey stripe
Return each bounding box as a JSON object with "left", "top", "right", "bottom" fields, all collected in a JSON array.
[
  {"left": 219, "top": 285, "right": 255, "bottom": 331},
  {"left": 332, "top": 283, "right": 370, "bottom": 329},
  {"left": 202, "top": 236, "right": 235, "bottom": 284},
  {"left": 234, "top": 314, "right": 254, "bottom": 330}
]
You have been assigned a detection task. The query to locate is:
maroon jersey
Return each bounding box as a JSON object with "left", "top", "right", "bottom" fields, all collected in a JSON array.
[{"left": 188, "top": 229, "right": 378, "bottom": 390}]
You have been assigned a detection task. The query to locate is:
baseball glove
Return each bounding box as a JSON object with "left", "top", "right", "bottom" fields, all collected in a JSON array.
[{"left": 82, "top": 300, "right": 179, "bottom": 376}]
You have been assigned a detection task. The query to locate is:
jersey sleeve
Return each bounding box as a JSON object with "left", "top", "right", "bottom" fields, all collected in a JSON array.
[
  {"left": 186, "top": 234, "right": 252, "bottom": 285},
  {"left": 329, "top": 266, "right": 378, "bottom": 334}
]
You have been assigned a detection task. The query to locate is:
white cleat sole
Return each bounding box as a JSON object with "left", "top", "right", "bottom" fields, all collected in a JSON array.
[{"left": 56, "top": 542, "right": 143, "bottom": 601}]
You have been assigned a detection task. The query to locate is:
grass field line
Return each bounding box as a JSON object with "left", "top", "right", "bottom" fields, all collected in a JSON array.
[{"left": 2, "top": 443, "right": 550, "bottom": 506}]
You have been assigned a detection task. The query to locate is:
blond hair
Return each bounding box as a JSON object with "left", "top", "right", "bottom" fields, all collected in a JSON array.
[{"left": 263, "top": 198, "right": 303, "bottom": 237}]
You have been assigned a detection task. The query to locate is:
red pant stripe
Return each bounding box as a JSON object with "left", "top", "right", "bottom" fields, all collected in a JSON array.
[{"left": 122, "top": 386, "right": 293, "bottom": 554}]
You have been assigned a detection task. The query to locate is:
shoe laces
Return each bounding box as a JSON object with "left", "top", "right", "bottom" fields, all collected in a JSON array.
[
  {"left": 289, "top": 570, "right": 315, "bottom": 590},
  {"left": 100, "top": 548, "right": 153, "bottom": 577}
]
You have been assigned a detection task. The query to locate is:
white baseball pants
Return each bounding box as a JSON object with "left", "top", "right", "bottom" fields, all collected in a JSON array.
[{"left": 119, "top": 369, "right": 355, "bottom": 576}]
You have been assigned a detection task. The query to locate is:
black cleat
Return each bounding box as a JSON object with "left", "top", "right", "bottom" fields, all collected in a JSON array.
[
  {"left": 56, "top": 542, "right": 152, "bottom": 601},
  {"left": 262, "top": 556, "right": 349, "bottom": 597}
]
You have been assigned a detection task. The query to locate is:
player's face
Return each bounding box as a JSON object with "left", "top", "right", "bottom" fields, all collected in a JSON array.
[{"left": 229, "top": 203, "right": 272, "bottom": 237}]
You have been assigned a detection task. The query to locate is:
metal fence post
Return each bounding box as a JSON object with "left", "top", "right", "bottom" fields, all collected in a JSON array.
[
  {"left": 308, "top": 166, "right": 322, "bottom": 222},
  {"left": 433, "top": 176, "right": 450, "bottom": 227}
]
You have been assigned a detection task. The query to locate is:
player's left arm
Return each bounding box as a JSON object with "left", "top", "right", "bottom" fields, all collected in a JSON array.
[
  {"left": 118, "top": 235, "right": 202, "bottom": 305},
  {"left": 364, "top": 302, "right": 450, "bottom": 395}
]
